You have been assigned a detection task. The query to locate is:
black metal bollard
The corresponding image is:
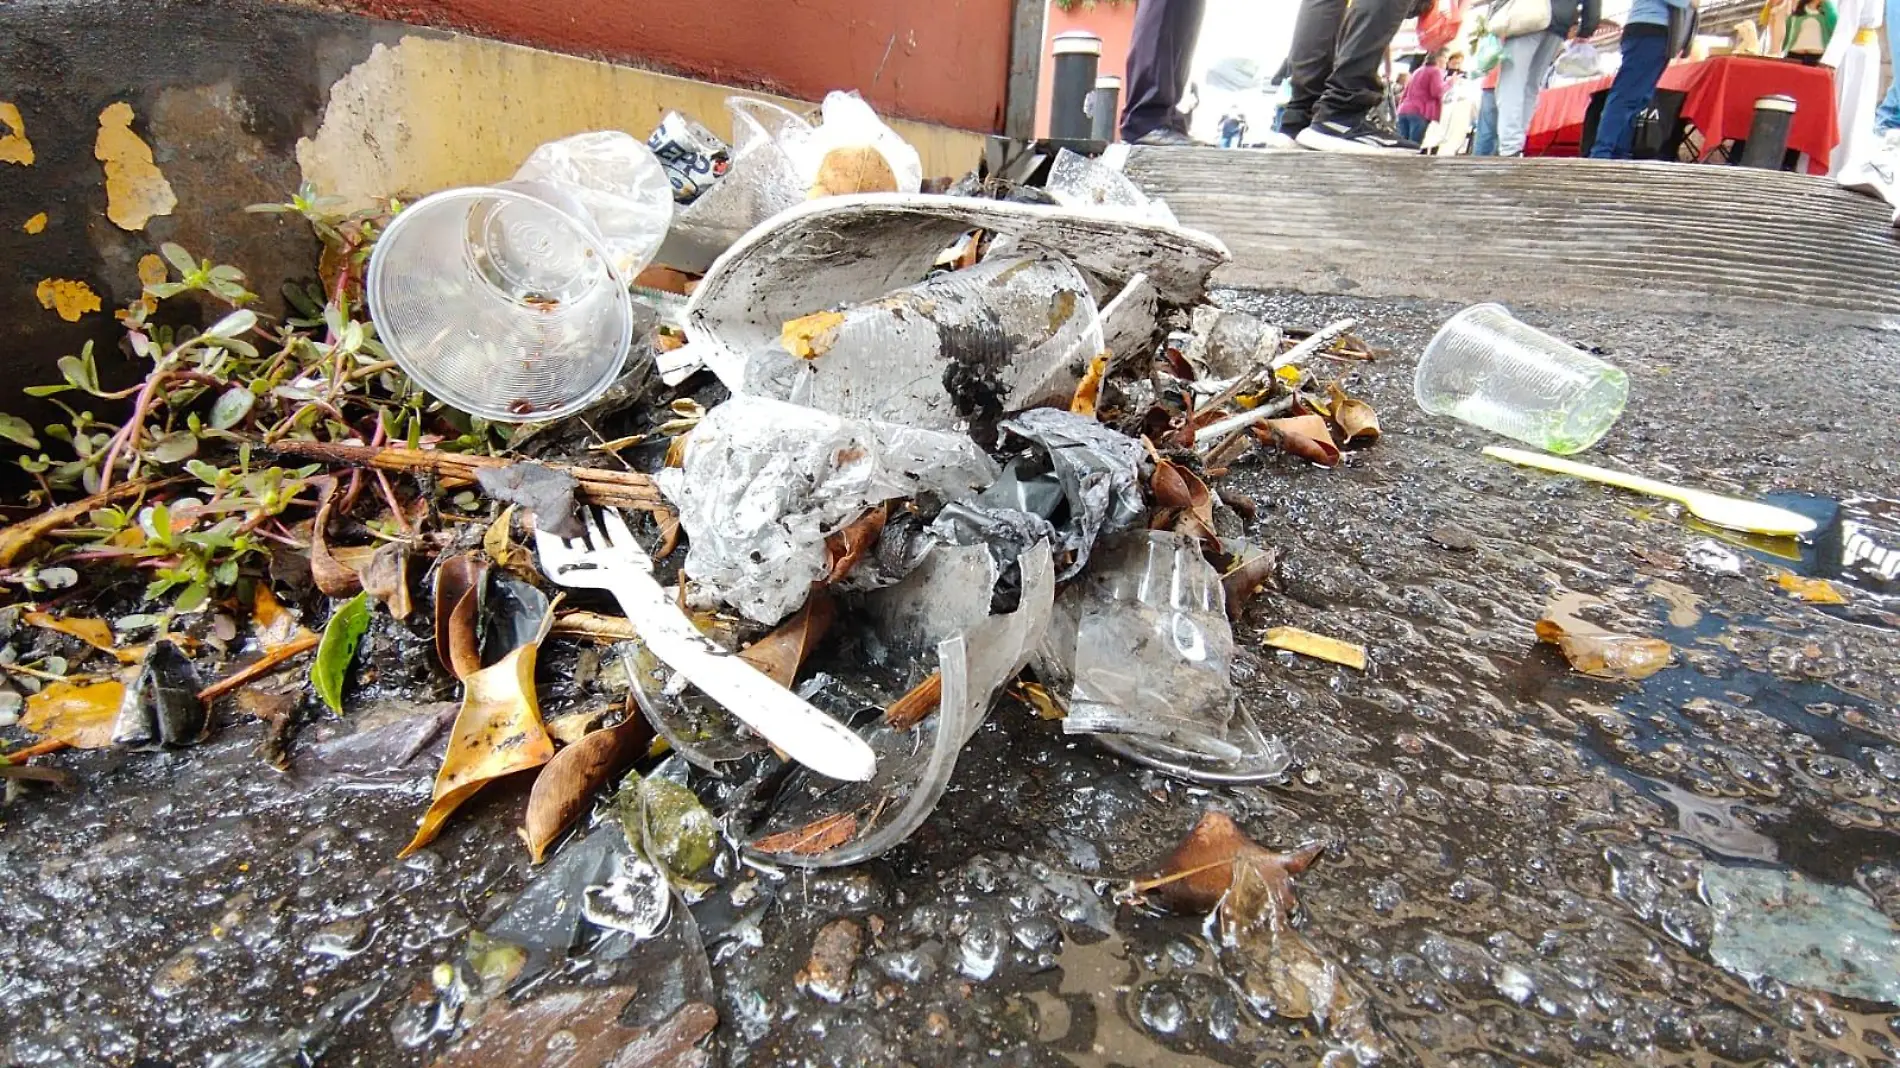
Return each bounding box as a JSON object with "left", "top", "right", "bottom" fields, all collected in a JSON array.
[
  {"left": 1089, "top": 75, "right": 1123, "bottom": 143},
  {"left": 1049, "top": 32, "right": 1102, "bottom": 141},
  {"left": 1738, "top": 95, "right": 1797, "bottom": 169}
]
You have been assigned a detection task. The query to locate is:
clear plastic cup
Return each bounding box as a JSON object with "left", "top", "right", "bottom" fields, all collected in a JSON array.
[
  {"left": 1415, "top": 303, "right": 1629, "bottom": 455},
  {"left": 367, "top": 131, "right": 672, "bottom": 422}
]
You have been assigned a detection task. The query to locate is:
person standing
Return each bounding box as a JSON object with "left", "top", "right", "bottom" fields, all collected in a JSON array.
[
  {"left": 1587, "top": 0, "right": 1688, "bottom": 158},
  {"left": 1397, "top": 49, "right": 1453, "bottom": 145},
  {"left": 1120, "top": 0, "right": 1209, "bottom": 145},
  {"left": 1497, "top": 0, "right": 1603, "bottom": 155},
  {"left": 1825, "top": 0, "right": 1884, "bottom": 175},
  {"left": 1474, "top": 65, "right": 1503, "bottom": 154},
  {"left": 1279, "top": 0, "right": 1427, "bottom": 153},
  {"left": 1218, "top": 108, "right": 1248, "bottom": 146},
  {"left": 1836, "top": 0, "right": 1900, "bottom": 214}
]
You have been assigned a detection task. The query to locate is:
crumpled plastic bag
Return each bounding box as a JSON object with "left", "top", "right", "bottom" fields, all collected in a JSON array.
[
  {"left": 998, "top": 408, "right": 1147, "bottom": 579},
  {"left": 512, "top": 130, "right": 675, "bottom": 281},
  {"left": 656, "top": 395, "right": 998, "bottom": 624}
]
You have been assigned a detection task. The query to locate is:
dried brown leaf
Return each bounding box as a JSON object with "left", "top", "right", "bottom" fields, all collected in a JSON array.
[
  {"left": 431, "top": 985, "right": 714, "bottom": 1068},
  {"left": 753, "top": 811, "right": 860, "bottom": 856},
  {"left": 1141, "top": 810, "right": 1323, "bottom": 915},
  {"left": 1534, "top": 616, "right": 1672, "bottom": 681},
  {"left": 1149, "top": 458, "right": 1219, "bottom": 546},
  {"left": 24, "top": 611, "right": 137, "bottom": 663},
  {"left": 21, "top": 679, "right": 126, "bottom": 749},
  {"left": 1326, "top": 383, "right": 1381, "bottom": 445},
  {"left": 550, "top": 611, "right": 641, "bottom": 643},
  {"left": 1253, "top": 415, "right": 1341, "bottom": 467},
  {"left": 433, "top": 554, "right": 488, "bottom": 681},
  {"left": 1773, "top": 571, "right": 1848, "bottom": 604},
  {"left": 781, "top": 309, "right": 847, "bottom": 359},
  {"left": 400, "top": 610, "right": 557, "bottom": 857},
  {"left": 1221, "top": 549, "right": 1282, "bottom": 620},
  {"left": 822, "top": 504, "right": 888, "bottom": 587},
  {"left": 523, "top": 716, "right": 654, "bottom": 864},
  {"left": 360, "top": 542, "right": 413, "bottom": 620},
  {"left": 309, "top": 477, "right": 363, "bottom": 597},
  {"left": 736, "top": 591, "right": 835, "bottom": 689}
]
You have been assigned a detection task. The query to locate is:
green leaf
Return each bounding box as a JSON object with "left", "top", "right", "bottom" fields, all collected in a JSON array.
[
  {"left": 173, "top": 581, "right": 210, "bottom": 614},
  {"left": 160, "top": 243, "right": 197, "bottom": 277},
  {"left": 147, "top": 432, "right": 198, "bottom": 464},
  {"left": 313, "top": 592, "right": 370, "bottom": 715},
  {"left": 146, "top": 281, "right": 188, "bottom": 300},
  {"left": 201, "top": 309, "right": 257, "bottom": 340},
  {"left": 57, "top": 354, "right": 98, "bottom": 395},
  {"left": 23, "top": 384, "right": 75, "bottom": 397},
  {"left": 614, "top": 770, "right": 718, "bottom": 893},
  {"left": 0, "top": 413, "right": 39, "bottom": 449},
  {"left": 208, "top": 386, "right": 255, "bottom": 430},
  {"left": 208, "top": 265, "right": 246, "bottom": 282}
]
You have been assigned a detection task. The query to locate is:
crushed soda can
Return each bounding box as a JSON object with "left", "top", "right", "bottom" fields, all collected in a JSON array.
[{"left": 647, "top": 112, "right": 731, "bottom": 204}]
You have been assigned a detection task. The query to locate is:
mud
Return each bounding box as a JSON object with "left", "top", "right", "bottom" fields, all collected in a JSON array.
[{"left": 5, "top": 293, "right": 1900, "bottom": 1066}]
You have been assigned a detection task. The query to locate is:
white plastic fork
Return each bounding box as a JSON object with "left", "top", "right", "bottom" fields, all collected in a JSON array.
[{"left": 534, "top": 507, "right": 877, "bottom": 782}]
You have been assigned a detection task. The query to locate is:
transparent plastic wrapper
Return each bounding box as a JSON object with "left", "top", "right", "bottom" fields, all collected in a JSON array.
[
  {"left": 1701, "top": 863, "right": 1900, "bottom": 1003},
  {"left": 747, "top": 251, "right": 1104, "bottom": 433},
  {"left": 993, "top": 408, "right": 1147, "bottom": 578},
  {"left": 1045, "top": 148, "right": 1178, "bottom": 225},
  {"left": 794, "top": 91, "right": 924, "bottom": 198},
  {"left": 743, "top": 543, "right": 1054, "bottom": 868},
  {"left": 655, "top": 395, "right": 998, "bottom": 624},
  {"left": 1416, "top": 303, "right": 1628, "bottom": 455},
  {"left": 366, "top": 131, "right": 674, "bottom": 422},
  {"left": 1062, "top": 531, "right": 1239, "bottom": 756}
]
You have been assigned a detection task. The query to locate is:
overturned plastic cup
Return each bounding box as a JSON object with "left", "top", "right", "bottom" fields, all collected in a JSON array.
[
  {"left": 1414, "top": 303, "right": 1628, "bottom": 455},
  {"left": 367, "top": 131, "right": 673, "bottom": 422}
]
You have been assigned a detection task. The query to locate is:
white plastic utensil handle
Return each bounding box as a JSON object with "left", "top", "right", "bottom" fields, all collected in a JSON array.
[
  {"left": 1483, "top": 445, "right": 1688, "bottom": 501},
  {"left": 604, "top": 566, "right": 877, "bottom": 782}
]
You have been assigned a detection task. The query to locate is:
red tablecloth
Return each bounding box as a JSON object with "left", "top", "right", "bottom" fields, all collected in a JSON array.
[{"left": 1525, "top": 55, "right": 1837, "bottom": 173}]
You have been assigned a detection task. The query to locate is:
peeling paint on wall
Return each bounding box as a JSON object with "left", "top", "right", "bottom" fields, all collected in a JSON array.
[
  {"left": 0, "top": 102, "right": 33, "bottom": 166},
  {"left": 95, "top": 102, "right": 179, "bottom": 230},
  {"left": 295, "top": 35, "right": 982, "bottom": 213},
  {"left": 23, "top": 212, "right": 47, "bottom": 235},
  {"left": 36, "top": 279, "right": 102, "bottom": 322}
]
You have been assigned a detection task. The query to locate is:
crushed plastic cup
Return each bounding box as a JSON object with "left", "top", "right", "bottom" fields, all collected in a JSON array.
[
  {"left": 366, "top": 131, "right": 674, "bottom": 422},
  {"left": 1414, "top": 303, "right": 1628, "bottom": 455}
]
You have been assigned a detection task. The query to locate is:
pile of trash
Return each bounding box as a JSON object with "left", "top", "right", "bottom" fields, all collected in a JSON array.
[{"left": 0, "top": 92, "right": 1398, "bottom": 1060}]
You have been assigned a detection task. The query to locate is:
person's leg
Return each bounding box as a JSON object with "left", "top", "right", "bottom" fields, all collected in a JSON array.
[
  {"left": 1311, "top": 0, "right": 1416, "bottom": 126},
  {"left": 1397, "top": 113, "right": 1426, "bottom": 142},
  {"left": 1120, "top": 0, "right": 1210, "bottom": 142},
  {"left": 1493, "top": 35, "right": 1539, "bottom": 156},
  {"left": 1587, "top": 28, "right": 1668, "bottom": 159},
  {"left": 1876, "top": 0, "right": 1900, "bottom": 133},
  {"left": 1502, "top": 33, "right": 1563, "bottom": 156},
  {"left": 1281, "top": 0, "right": 1347, "bottom": 133},
  {"left": 1474, "top": 88, "right": 1500, "bottom": 155}
]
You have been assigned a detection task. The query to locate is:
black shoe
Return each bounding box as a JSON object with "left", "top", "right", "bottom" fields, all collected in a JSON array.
[
  {"left": 1295, "top": 117, "right": 1419, "bottom": 155},
  {"left": 1132, "top": 128, "right": 1206, "bottom": 147}
]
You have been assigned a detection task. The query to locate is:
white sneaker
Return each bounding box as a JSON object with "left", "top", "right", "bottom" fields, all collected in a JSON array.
[{"left": 1840, "top": 131, "right": 1900, "bottom": 204}]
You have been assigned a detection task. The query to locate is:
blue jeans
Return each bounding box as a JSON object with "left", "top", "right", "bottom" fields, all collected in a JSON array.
[
  {"left": 1397, "top": 113, "right": 1428, "bottom": 143},
  {"left": 1878, "top": 0, "right": 1900, "bottom": 130},
  {"left": 1589, "top": 26, "right": 1669, "bottom": 158},
  {"left": 1474, "top": 89, "right": 1499, "bottom": 155}
]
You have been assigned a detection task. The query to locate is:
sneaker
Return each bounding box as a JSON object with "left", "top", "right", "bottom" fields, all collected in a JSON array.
[
  {"left": 1132, "top": 128, "right": 1206, "bottom": 147},
  {"left": 1840, "top": 134, "right": 1900, "bottom": 205},
  {"left": 1295, "top": 117, "right": 1419, "bottom": 155}
]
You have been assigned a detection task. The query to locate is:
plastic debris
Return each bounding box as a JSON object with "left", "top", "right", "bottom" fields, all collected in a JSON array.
[
  {"left": 1060, "top": 532, "right": 1238, "bottom": 755},
  {"left": 1701, "top": 863, "right": 1900, "bottom": 1004},
  {"left": 656, "top": 395, "right": 997, "bottom": 623},
  {"left": 1045, "top": 147, "right": 1177, "bottom": 225},
  {"left": 1263, "top": 626, "right": 1369, "bottom": 671}
]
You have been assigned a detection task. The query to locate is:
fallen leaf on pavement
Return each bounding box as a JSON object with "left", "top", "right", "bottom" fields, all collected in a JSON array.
[
  {"left": 737, "top": 591, "right": 834, "bottom": 689},
  {"left": 524, "top": 716, "right": 655, "bottom": 864},
  {"left": 1070, "top": 351, "right": 1111, "bottom": 418},
  {"left": 1773, "top": 570, "right": 1848, "bottom": 605},
  {"left": 1221, "top": 549, "right": 1282, "bottom": 620},
  {"left": 22, "top": 678, "right": 126, "bottom": 749},
  {"left": 823, "top": 505, "right": 888, "bottom": 586},
  {"left": 475, "top": 462, "right": 583, "bottom": 539},
  {"left": 251, "top": 585, "right": 310, "bottom": 649},
  {"left": 401, "top": 604, "right": 558, "bottom": 858},
  {"left": 1325, "top": 383, "right": 1381, "bottom": 444},
  {"left": 1139, "top": 810, "right": 1323, "bottom": 914},
  {"left": 24, "top": 612, "right": 137, "bottom": 663},
  {"left": 431, "top": 984, "right": 715, "bottom": 1068},
  {"left": 546, "top": 708, "right": 607, "bottom": 746},
  {"left": 1534, "top": 616, "right": 1673, "bottom": 681},
  {"left": 1150, "top": 458, "right": 1218, "bottom": 546},
  {"left": 1253, "top": 415, "right": 1341, "bottom": 467},
  {"left": 1264, "top": 626, "right": 1367, "bottom": 670},
  {"left": 753, "top": 811, "right": 860, "bottom": 856},
  {"left": 312, "top": 592, "right": 371, "bottom": 714},
  {"left": 1015, "top": 680, "right": 1066, "bottom": 720},
  {"left": 551, "top": 610, "right": 640, "bottom": 643}
]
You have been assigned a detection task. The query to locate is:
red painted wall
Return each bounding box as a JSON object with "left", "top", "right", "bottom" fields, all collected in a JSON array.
[
  {"left": 335, "top": 0, "right": 1015, "bottom": 133},
  {"left": 1035, "top": 0, "right": 1137, "bottom": 136}
]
